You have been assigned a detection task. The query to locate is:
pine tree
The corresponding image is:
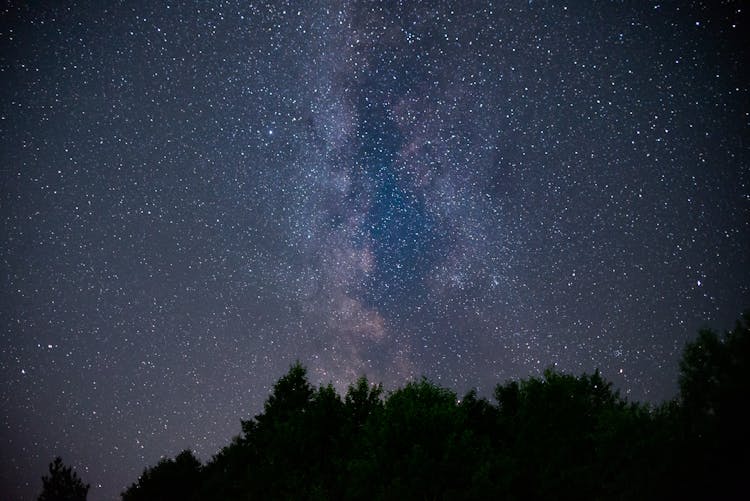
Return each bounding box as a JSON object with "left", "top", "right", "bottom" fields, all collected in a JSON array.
[{"left": 38, "top": 457, "right": 89, "bottom": 501}]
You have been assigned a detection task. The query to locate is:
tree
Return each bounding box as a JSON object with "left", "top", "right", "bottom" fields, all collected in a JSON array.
[
  {"left": 344, "top": 376, "right": 383, "bottom": 428},
  {"left": 121, "top": 450, "right": 201, "bottom": 501},
  {"left": 676, "top": 311, "right": 750, "bottom": 498},
  {"left": 357, "top": 378, "right": 466, "bottom": 499},
  {"left": 38, "top": 457, "right": 89, "bottom": 501},
  {"left": 679, "top": 312, "right": 750, "bottom": 429},
  {"left": 250, "top": 360, "right": 313, "bottom": 431}
]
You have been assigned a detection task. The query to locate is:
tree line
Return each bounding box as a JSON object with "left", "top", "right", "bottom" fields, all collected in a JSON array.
[{"left": 41, "top": 311, "right": 749, "bottom": 500}]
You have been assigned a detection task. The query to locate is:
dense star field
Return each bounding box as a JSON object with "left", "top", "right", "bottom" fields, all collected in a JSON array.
[{"left": 1, "top": 1, "right": 748, "bottom": 499}]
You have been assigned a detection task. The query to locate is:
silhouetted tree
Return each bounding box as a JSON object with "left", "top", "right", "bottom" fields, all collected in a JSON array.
[
  {"left": 198, "top": 435, "right": 252, "bottom": 500},
  {"left": 345, "top": 376, "right": 383, "bottom": 428},
  {"left": 354, "top": 378, "right": 467, "bottom": 499},
  {"left": 230, "top": 361, "right": 347, "bottom": 499},
  {"left": 251, "top": 360, "right": 313, "bottom": 429},
  {"left": 680, "top": 312, "right": 750, "bottom": 429},
  {"left": 121, "top": 450, "right": 201, "bottom": 501},
  {"left": 676, "top": 311, "right": 750, "bottom": 498},
  {"left": 38, "top": 457, "right": 89, "bottom": 501}
]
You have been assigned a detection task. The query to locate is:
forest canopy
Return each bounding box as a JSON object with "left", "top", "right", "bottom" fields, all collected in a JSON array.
[{"left": 41, "top": 312, "right": 750, "bottom": 500}]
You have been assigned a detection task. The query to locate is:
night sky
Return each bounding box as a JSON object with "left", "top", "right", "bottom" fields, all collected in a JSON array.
[{"left": 1, "top": 1, "right": 748, "bottom": 499}]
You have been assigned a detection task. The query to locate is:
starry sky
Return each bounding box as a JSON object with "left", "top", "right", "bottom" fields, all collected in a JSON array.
[{"left": 1, "top": 1, "right": 748, "bottom": 499}]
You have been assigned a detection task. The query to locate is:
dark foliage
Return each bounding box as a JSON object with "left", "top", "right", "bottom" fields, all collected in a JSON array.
[
  {"left": 115, "top": 312, "right": 749, "bottom": 500},
  {"left": 38, "top": 457, "right": 89, "bottom": 501},
  {"left": 675, "top": 312, "right": 750, "bottom": 499},
  {"left": 121, "top": 450, "right": 202, "bottom": 501}
]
